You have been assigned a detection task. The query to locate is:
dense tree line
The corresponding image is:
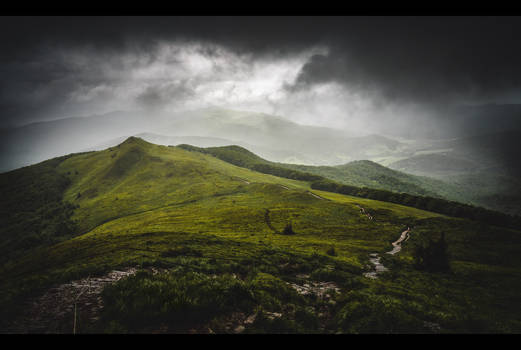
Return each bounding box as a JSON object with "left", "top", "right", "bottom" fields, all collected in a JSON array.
[
  {"left": 251, "top": 163, "right": 323, "bottom": 182},
  {"left": 311, "top": 179, "right": 521, "bottom": 230},
  {"left": 178, "top": 144, "right": 521, "bottom": 229}
]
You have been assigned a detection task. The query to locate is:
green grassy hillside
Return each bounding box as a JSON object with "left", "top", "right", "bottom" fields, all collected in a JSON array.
[
  {"left": 177, "top": 144, "right": 474, "bottom": 201},
  {"left": 177, "top": 144, "right": 520, "bottom": 227},
  {"left": 1, "top": 137, "right": 521, "bottom": 333},
  {"left": 291, "top": 160, "right": 472, "bottom": 200}
]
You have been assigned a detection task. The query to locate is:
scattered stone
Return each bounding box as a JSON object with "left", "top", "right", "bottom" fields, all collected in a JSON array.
[
  {"left": 423, "top": 321, "right": 442, "bottom": 332},
  {"left": 3, "top": 266, "right": 145, "bottom": 333},
  {"left": 244, "top": 313, "right": 257, "bottom": 325},
  {"left": 265, "top": 312, "right": 282, "bottom": 320},
  {"left": 234, "top": 325, "right": 245, "bottom": 333},
  {"left": 363, "top": 253, "right": 388, "bottom": 279},
  {"left": 288, "top": 280, "right": 341, "bottom": 299}
]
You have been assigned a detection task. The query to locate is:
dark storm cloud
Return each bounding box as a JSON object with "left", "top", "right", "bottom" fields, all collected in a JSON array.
[
  {"left": 2, "top": 16, "right": 521, "bottom": 127},
  {"left": 286, "top": 17, "right": 521, "bottom": 107}
]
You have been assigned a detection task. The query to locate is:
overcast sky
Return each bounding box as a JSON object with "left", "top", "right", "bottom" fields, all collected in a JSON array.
[{"left": 1, "top": 16, "right": 521, "bottom": 132}]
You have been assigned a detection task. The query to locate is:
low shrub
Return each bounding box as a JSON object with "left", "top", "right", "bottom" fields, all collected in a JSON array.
[{"left": 100, "top": 270, "right": 254, "bottom": 332}]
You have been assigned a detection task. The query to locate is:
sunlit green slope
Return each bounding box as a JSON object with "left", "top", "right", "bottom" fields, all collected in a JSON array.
[
  {"left": 2, "top": 137, "right": 432, "bottom": 281},
  {"left": 60, "top": 137, "right": 308, "bottom": 234},
  {"left": 1, "top": 137, "right": 521, "bottom": 333}
]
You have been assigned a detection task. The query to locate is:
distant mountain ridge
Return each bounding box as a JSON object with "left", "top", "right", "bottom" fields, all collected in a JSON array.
[
  {"left": 178, "top": 143, "right": 521, "bottom": 216},
  {"left": 0, "top": 107, "right": 404, "bottom": 172},
  {"left": 2, "top": 107, "right": 519, "bottom": 215}
]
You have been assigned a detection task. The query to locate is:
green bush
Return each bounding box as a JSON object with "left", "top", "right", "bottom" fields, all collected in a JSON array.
[
  {"left": 326, "top": 246, "right": 337, "bottom": 256},
  {"left": 160, "top": 246, "right": 203, "bottom": 258},
  {"left": 282, "top": 222, "right": 295, "bottom": 235},
  {"left": 248, "top": 272, "right": 303, "bottom": 311},
  {"left": 335, "top": 291, "right": 425, "bottom": 333},
  {"left": 100, "top": 270, "right": 255, "bottom": 332},
  {"left": 311, "top": 179, "right": 521, "bottom": 229}
]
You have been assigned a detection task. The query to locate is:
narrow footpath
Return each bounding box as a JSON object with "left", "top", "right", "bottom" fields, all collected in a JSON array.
[{"left": 359, "top": 201, "right": 411, "bottom": 279}]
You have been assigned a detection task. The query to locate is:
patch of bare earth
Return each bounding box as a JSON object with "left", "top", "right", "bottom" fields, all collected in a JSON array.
[
  {"left": 173, "top": 274, "right": 342, "bottom": 334},
  {"left": 288, "top": 277, "right": 341, "bottom": 299},
  {"left": 4, "top": 267, "right": 166, "bottom": 333}
]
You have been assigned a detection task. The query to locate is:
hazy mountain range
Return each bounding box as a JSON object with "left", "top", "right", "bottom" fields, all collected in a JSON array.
[
  {"left": 2, "top": 105, "right": 521, "bottom": 170},
  {"left": 1, "top": 106, "right": 520, "bottom": 215},
  {"left": 0, "top": 107, "right": 400, "bottom": 171}
]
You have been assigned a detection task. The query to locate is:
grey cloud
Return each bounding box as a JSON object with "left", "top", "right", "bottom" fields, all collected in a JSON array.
[
  {"left": 135, "top": 81, "right": 196, "bottom": 110},
  {"left": 2, "top": 16, "right": 521, "bottom": 129}
]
